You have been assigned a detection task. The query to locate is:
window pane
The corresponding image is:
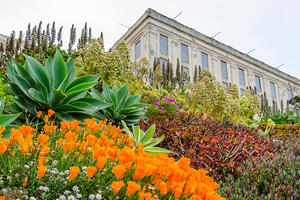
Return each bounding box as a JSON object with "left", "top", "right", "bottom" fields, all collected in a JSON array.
[
  {"left": 270, "top": 82, "right": 276, "bottom": 99},
  {"left": 135, "top": 40, "right": 140, "bottom": 59},
  {"left": 255, "top": 75, "right": 261, "bottom": 93},
  {"left": 221, "top": 60, "right": 228, "bottom": 80},
  {"left": 287, "top": 89, "right": 293, "bottom": 100},
  {"left": 181, "top": 43, "right": 189, "bottom": 63},
  {"left": 222, "top": 81, "right": 229, "bottom": 88},
  {"left": 160, "top": 34, "right": 168, "bottom": 55},
  {"left": 201, "top": 52, "right": 209, "bottom": 69},
  {"left": 238, "top": 68, "right": 245, "bottom": 86}
]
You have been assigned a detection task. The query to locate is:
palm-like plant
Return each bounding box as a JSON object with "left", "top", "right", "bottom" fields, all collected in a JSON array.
[
  {"left": 121, "top": 121, "right": 172, "bottom": 155},
  {"left": 90, "top": 82, "right": 146, "bottom": 126},
  {"left": 6, "top": 50, "right": 111, "bottom": 121}
]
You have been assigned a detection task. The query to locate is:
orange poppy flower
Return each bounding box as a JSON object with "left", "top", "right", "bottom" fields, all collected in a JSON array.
[
  {"left": 0, "top": 196, "right": 5, "bottom": 200},
  {"left": 0, "top": 125, "right": 5, "bottom": 137},
  {"left": 37, "top": 165, "right": 47, "bottom": 178},
  {"left": 159, "top": 181, "right": 168, "bottom": 195},
  {"left": 69, "top": 166, "right": 80, "bottom": 180},
  {"left": 37, "top": 134, "right": 49, "bottom": 144},
  {"left": 86, "top": 166, "right": 97, "bottom": 178},
  {"left": 96, "top": 156, "right": 107, "bottom": 170},
  {"left": 126, "top": 181, "right": 141, "bottom": 196},
  {"left": 19, "top": 125, "right": 33, "bottom": 138},
  {"left": 38, "top": 156, "right": 46, "bottom": 166},
  {"left": 86, "top": 135, "right": 97, "bottom": 147},
  {"left": 48, "top": 109, "right": 55, "bottom": 118},
  {"left": 111, "top": 181, "right": 124, "bottom": 194},
  {"left": 40, "top": 145, "right": 50, "bottom": 156},
  {"left": 0, "top": 142, "right": 7, "bottom": 154},
  {"left": 112, "top": 165, "right": 126, "bottom": 179},
  {"left": 37, "top": 111, "right": 42, "bottom": 118},
  {"left": 22, "top": 177, "right": 28, "bottom": 187},
  {"left": 44, "top": 115, "right": 49, "bottom": 123}
]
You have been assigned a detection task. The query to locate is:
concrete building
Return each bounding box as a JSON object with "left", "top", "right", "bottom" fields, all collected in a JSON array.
[
  {"left": 0, "top": 34, "right": 8, "bottom": 45},
  {"left": 113, "top": 8, "right": 300, "bottom": 109}
]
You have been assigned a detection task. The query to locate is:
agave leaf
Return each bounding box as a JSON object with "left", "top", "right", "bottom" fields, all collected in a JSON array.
[
  {"left": 13, "top": 60, "right": 37, "bottom": 88},
  {"left": 50, "top": 88, "right": 67, "bottom": 106},
  {"left": 0, "top": 113, "right": 21, "bottom": 127},
  {"left": 24, "top": 54, "right": 50, "bottom": 92},
  {"left": 65, "top": 75, "right": 99, "bottom": 92},
  {"left": 116, "top": 84, "right": 129, "bottom": 105},
  {"left": 90, "top": 88, "right": 102, "bottom": 99},
  {"left": 45, "top": 57, "right": 53, "bottom": 88},
  {"left": 53, "top": 51, "right": 67, "bottom": 89},
  {"left": 28, "top": 88, "right": 48, "bottom": 105},
  {"left": 102, "top": 81, "right": 114, "bottom": 103},
  {"left": 77, "top": 98, "right": 112, "bottom": 110},
  {"left": 140, "top": 124, "right": 155, "bottom": 144},
  {"left": 65, "top": 60, "right": 76, "bottom": 85},
  {"left": 58, "top": 65, "right": 76, "bottom": 92},
  {"left": 123, "top": 95, "right": 141, "bottom": 108}
]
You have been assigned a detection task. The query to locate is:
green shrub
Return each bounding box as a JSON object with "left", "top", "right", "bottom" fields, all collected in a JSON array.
[
  {"left": 90, "top": 82, "right": 146, "bottom": 126},
  {"left": 5, "top": 50, "right": 110, "bottom": 122},
  {"left": 219, "top": 141, "right": 300, "bottom": 199}
]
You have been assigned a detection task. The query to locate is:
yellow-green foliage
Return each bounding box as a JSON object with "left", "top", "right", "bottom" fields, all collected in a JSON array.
[
  {"left": 185, "top": 69, "right": 260, "bottom": 123},
  {"left": 75, "top": 39, "right": 149, "bottom": 95},
  {"left": 0, "top": 78, "right": 13, "bottom": 104}
]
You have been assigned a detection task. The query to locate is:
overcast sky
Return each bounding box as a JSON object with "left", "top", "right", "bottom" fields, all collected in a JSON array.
[{"left": 1, "top": 0, "right": 299, "bottom": 79}]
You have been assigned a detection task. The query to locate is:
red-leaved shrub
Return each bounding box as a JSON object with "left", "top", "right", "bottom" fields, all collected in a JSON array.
[{"left": 140, "top": 113, "right": 280, "bottom": 181}]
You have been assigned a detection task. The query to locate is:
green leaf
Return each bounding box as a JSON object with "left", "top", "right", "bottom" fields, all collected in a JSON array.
[
  {"left": 65, "top": 75, "right": 99, "bottom": 92},
  {"left": 50, "top": 89, "right": 67, "bottom": 106},
  {"left": 140, "top": 124, "right": 155, "bottom": 144},
  {"left": 53, "top": 50, "right": 67, "bottom": 89},
  {"left": 28, "top": 88, "right": 48, "bottom": 105},
  {"left": 133, "top": 125, "right": 144, "bottom": 144},
  {"left": 117, "top": 84, "right": 129, "bottom": 104},
  {"left": 0, "top": 113, "right": 21, "bottom": 127},
  {"left": 1, "top": 125, "right": 20, "bottom": 139},
  {"left": 0, "top": 98, "right": 5, "bottom": 114},
  {"left": 77, "top": 98, "right": 112, "bottom": 110},
  {"left": 144, "top": 147, "right": 172, "bottom": 155},
  {"left": 121, "top": 120, "right": 134, "bottom": 139},
  {"left": 66, "top": 82, "right": 98, "bottom": 95},
  {"left": 24, "top": 54, "right": 50, "bottom": 92},
  {"left": 144, "top": 135, "right": 165, "bottom": 147},
  {"left": 45, "top": 57, "right": 53, "bottom": 87},
  {"left": 102, "top": 81, "right": 114, "bottom": 103}
]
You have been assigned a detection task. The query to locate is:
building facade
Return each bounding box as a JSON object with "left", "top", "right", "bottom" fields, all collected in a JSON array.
[
  {"left": 0, "top": 34, "right": 7, "bottom": 45},
  {"left": 114, "top": 8, "right": 300, "bottom": 109}
]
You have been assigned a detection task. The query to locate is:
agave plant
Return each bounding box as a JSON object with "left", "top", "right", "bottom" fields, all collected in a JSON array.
[
  {"left": 0, "top": 98, "right": 20, "bottom": 139},
  {"left": 121, "top": 120, "right": 172, "bottom": 155},
  {"left": 5, "top": 50, "right": 111, "bottom": 121},
  {"left": 90, "top": 82, "right": 146, "bottom": 126}
]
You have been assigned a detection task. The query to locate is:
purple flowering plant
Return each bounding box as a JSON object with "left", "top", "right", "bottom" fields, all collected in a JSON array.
[{"left": 146, "top": 96, "right": 183, "bottom": 118}]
